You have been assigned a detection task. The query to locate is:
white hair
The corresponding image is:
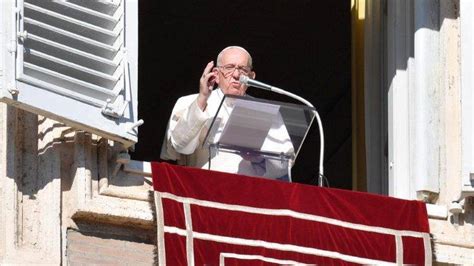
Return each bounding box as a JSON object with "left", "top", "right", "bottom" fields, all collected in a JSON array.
[{"left": 216, "top": 46, "right": 253, "bottom": 68}]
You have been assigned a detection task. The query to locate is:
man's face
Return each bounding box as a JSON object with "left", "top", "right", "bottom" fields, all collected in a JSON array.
[{"left": 215, "top": 48, "right": 255, "bottom": 96}]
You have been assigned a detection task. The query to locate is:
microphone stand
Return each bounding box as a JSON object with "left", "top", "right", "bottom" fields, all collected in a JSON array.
[{"left": 240, "top": 76, "right": 325, "bottom": 187}]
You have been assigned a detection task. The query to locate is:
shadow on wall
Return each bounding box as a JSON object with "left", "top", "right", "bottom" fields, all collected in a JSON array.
[{"left": 6, "top": 108, "right": 89, "bottom": 196}]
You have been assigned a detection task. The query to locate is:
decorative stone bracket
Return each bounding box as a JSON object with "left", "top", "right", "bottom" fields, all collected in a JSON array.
[{"left": 70, "top": 133, "right": 155, "bottom": 229}]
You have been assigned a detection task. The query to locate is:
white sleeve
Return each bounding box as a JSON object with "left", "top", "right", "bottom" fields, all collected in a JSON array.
[
  {"left": 160, "top": 96, "right": 210, "bottom": 160},
  {"left": 262, "top": 113, "right": 295, "bottom": 179}
]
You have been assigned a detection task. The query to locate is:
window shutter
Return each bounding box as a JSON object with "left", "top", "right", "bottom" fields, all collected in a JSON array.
[{"left": 1, "top": 0, "right": 139, "bottom": 147}]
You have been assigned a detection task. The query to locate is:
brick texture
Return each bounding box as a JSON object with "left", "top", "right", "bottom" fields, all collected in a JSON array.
[{"left": 67, "top": 229, "right": 156, "bottom": 265}]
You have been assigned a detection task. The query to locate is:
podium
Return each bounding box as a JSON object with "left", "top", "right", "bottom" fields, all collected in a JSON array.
[{"left": 203, "top": 94, "right": 316, "bottom": 182}]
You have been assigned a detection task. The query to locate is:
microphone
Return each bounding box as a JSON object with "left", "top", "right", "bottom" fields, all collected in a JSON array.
[
  {"left": 239, "top": 75, "right": 326, "bottom": 187},
  {"left": 239, "top": 76, "right": 273, "bottom": 91},
  {"left": 239, "top": 76, "right": 314, "bottom": 108}
]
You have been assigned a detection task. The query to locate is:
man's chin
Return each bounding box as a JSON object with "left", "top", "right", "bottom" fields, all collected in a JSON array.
[{"left": 224, "top": 87, "right": 245, "bottom": 96}]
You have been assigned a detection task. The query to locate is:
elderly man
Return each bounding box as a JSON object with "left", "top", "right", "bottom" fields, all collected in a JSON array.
[{"left": 160, "top": 46, "right": 293, "bottom": 179}]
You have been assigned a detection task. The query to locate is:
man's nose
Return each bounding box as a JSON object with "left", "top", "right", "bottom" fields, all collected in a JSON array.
[{"left": 231, "top": 68, "right": 240, "bottom": 79}]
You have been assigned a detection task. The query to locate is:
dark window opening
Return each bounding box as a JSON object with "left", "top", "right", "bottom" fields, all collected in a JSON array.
[{"left": 133, "top": 0, "right": 352, "bottom": 189}]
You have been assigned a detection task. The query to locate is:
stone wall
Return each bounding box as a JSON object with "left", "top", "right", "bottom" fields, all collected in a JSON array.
[
  {"left": 67, "top": 225, "right": 155, "bottom": 265},
  {"left": 0, "top": 104, "right": 156, "bottom": 265},
  {"left": 429, "top": 1, "right": 474, "bottom": 264}
]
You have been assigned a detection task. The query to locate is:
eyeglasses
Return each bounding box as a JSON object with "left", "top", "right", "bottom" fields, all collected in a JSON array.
[{"left": 217, "top": 64, "right": 252, "bottom": 76}]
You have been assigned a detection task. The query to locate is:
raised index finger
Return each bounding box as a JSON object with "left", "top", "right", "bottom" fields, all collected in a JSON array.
[{"left": 201, "top": 61, "right": 214, "bottom": 77}]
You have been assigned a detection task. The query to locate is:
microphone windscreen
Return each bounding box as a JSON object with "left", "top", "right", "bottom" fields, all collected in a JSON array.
[{"left": 239, "top": 75, "right": 249, "bottom": 85}]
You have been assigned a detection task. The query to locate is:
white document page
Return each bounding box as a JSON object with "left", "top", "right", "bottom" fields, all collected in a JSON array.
[{"left": 218, "top": 100, "right": 280, "bottom": 150}]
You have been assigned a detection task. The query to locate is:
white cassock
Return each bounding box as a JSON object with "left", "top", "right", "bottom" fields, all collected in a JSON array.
[{"left": 160, "top": 88, "right": 294, "bottom": 179}]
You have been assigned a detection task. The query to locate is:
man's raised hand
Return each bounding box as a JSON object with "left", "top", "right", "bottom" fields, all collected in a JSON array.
[{"left": 197, "top": 61, "right": 217, "bottom": 111}]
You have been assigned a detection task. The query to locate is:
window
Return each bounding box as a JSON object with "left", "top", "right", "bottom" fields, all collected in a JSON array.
[
  {"left": 132, "top": 0, "right": 352, "bottom": 188},
  {"left": 1, "top": 0, "right": 139, "bottom": 147}
]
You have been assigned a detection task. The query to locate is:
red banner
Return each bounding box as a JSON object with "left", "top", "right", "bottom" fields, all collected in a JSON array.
[{"left": 152, "top": 162, "right": 431, "bottom": 265}]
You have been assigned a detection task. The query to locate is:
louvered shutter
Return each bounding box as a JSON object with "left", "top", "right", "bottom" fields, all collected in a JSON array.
[{"left": 1, "top": 0, "right": 139, "bottom": 146}]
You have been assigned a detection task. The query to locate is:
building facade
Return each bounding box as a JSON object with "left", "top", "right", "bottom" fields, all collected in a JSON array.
[{"left": 0, "top": 0, "right": 473, "bottom": 264}]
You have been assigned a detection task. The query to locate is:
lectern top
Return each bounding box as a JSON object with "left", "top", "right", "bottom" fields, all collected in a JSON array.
[{"left": 204, "top": 94, "right": 315, "bottom": 162}]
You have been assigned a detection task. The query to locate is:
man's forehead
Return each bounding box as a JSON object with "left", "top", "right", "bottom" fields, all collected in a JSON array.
[{"left": 221, "top": 49, "right": 249, "bottom": 62}]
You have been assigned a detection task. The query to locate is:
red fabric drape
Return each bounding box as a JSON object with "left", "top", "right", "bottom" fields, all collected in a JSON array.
[{"left": 152, "top": 162, "right": 431, "bottom": 265}]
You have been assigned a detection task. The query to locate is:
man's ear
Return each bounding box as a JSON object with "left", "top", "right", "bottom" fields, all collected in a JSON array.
[{"left": 250, "top": 71, "right": 256, "bottom": 79}]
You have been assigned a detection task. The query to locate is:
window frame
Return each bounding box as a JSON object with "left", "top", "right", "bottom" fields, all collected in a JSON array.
[{"left": 0, "top": 0, "right": 139, "bottom": 147}]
